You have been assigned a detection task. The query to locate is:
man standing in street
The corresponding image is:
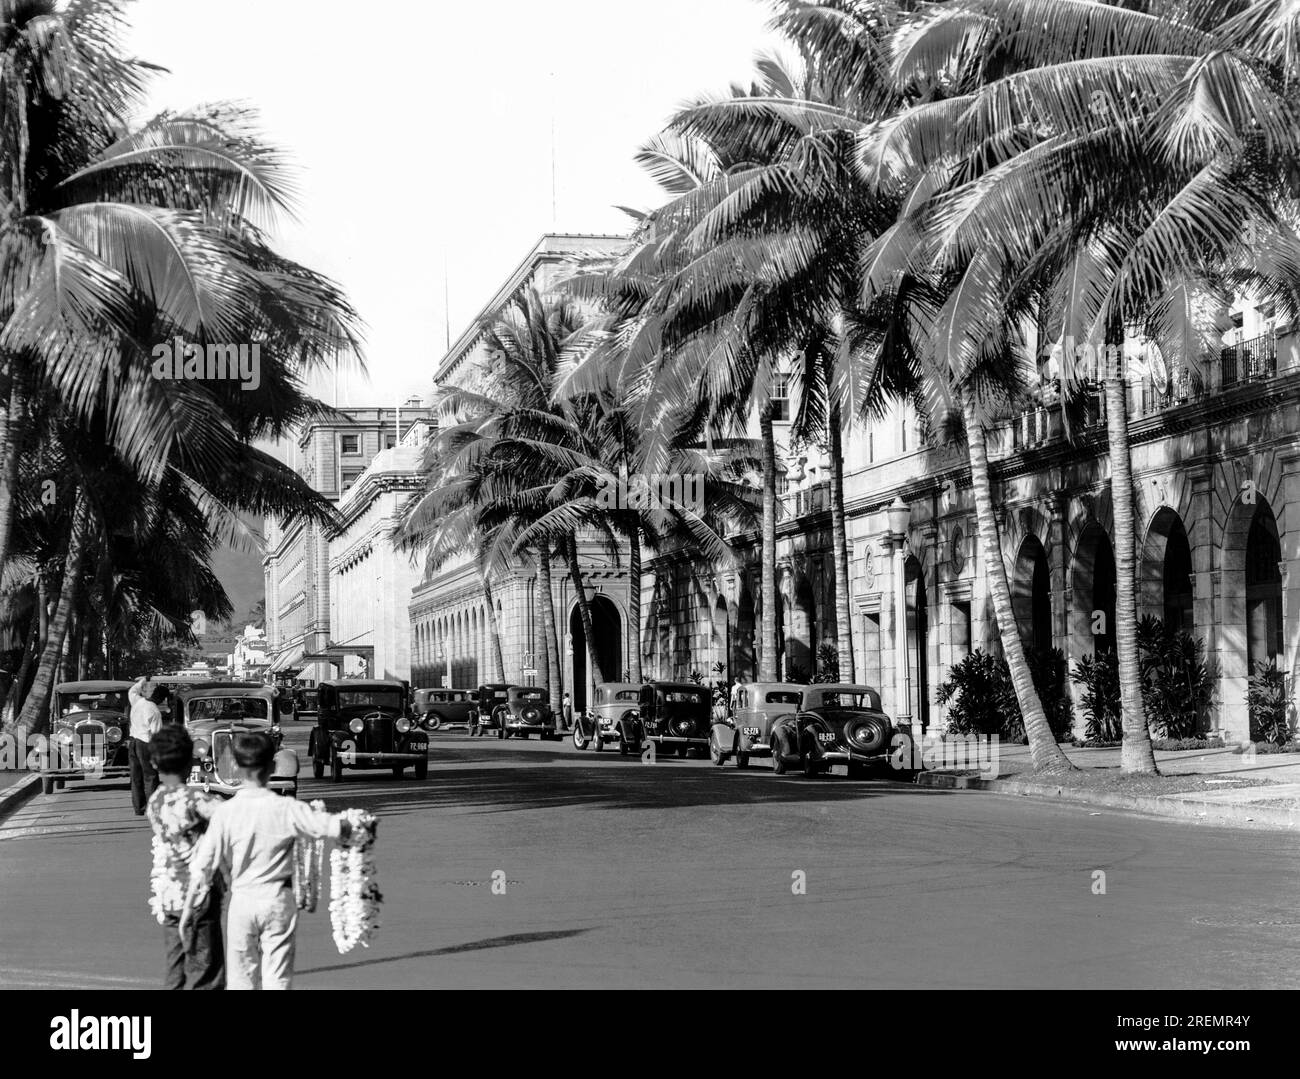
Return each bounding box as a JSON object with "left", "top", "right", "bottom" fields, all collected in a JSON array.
[{"left": 129, "top": 674, "right": 163, "bottom": 816}]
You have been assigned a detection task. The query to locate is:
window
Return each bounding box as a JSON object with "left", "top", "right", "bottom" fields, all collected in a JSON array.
[
  {"left": 384, "top": 432, "right": 397, "bottom": 449},
  {"left": 776, "top": 470, "right": 790, "bottom": 498},
  {"left": 771, "top": 374, "right": 791, "bottom": 422},
  {"left": 340, "top": 433, "right": 360, "bottom": 454},
  {"left": 952, "top": 600, "right": 972, "bottom": 662},
  {"left": 340, "top": 466, "right": 364, "bottom": 492}
]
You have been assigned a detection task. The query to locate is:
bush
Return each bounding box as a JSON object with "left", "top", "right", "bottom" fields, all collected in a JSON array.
[
  {"left": 1151, "top": 736, "right": 1225, "bottom": 752},
  {"left": 938, "top": 648, "right": 1073, "bottom": 742},
  {"left": 1247, "top": 660, "right": 1293, "bottom": 746},
  {"left": 813, "top": 643, "right": 840, "bottom": 683},
  {"left": 786, "top": 662, "right": 811, "bottom": 685},
  {"left": 1070, "top": 650, "right": 1122, "bottom": 743}
]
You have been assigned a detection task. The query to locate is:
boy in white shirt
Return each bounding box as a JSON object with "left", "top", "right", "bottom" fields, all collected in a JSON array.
[{"left": 181, "top": 732, "right": 350, "bottom": 989}]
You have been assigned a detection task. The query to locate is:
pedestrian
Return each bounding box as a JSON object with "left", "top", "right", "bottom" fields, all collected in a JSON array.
[
  {"left": 146, "top": 726, "right": 224, "bottom": 990},
  {"left": 729, "top": 676, "right": 743, "bottom": 713},
  {"left": 181, "top": 732, "right": 351, "bottom": 990},
  {"left": 561, "top": 692, "right": 573, "bottom": 732},
  {"left": 129, "top": 675, "right": 163, "bottom": 816}
]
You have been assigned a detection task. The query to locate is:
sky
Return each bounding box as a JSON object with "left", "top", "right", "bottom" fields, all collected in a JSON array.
[{"left": 124, "top": 0, "right": 781, "bottom": 408}]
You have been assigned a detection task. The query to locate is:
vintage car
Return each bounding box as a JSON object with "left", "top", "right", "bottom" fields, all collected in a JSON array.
[
  {"left": 708, "top": 681, "right": 805, "bottom": 768},
  {"left": 40, "top": 681, "right": 133, "bottom": 794},
  {"left": 291, "top": 686, "right": 320, "bottom": 722},
  {"left": 493, "top": 685, "right": 558, "bottom": 740},
  {"left": 413, "top": 687, "right": 475, "bottom": 730},
  {"left": 729, "top": 682, "right": 900, "bottom": 779},
  {"left": 638, "top": 681, "right": 713, "bottom": 758},
  {"left": 467, "top": 683, "right": 512, "bottom": 736},
  {"left": 179, "top": 682, "right": 299, "bottom": 797},
  {"left": 572, "top": 682, "right": 643, "bottom": 754},
  {"left": 310, "top": 678, "right": 429, "bottom": 781}
]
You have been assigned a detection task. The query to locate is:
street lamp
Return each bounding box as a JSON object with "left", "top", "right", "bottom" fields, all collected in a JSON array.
[{"left": 883, "top": 497, "right": 913, "bottom": 747}]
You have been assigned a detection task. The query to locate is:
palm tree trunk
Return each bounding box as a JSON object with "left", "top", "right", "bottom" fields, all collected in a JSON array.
[
  {"left": 759, "top": 407, "right": 779, "bottom": 681},
  {"left": 17, "top": 492, "right": 89, "bottom": 736},
  {"left": 536, "top": 544, "right": 563, "bottom": 714},
  {"left": 827, "top": 402, "right": 854, "bottom": 681},
  {"left": 0, "top": 376, "right": 24, "bottom": 578},
  {"left": 482, "top": 575, "right": 505, "bottom": 681},
  {"left": 962, "top": 387, "right": 1073, "bottom": 775},
  {"left": 2, "top": 614, "right": 39, "bottom": 729},
  {"left": 1105, "top": 375, "right": 1158, "bottom": 773},
  {"left": 566, "top": 534, "right": 607, "bottom": 685},
  {"left": 627, "top": 526, "right": 643, "bottom": 683}
]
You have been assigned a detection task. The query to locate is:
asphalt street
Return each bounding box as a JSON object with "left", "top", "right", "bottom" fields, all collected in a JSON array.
[{"left": 1, "top": 721, "right": 1297, "bottom": 989}]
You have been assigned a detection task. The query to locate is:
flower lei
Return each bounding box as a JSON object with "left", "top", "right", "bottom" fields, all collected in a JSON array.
[
  {"left": 307, "top": 800, "right": 381, "bottom": 953},
  {"left": 148, "top": 834, "right": 186, "bottom": 925}
]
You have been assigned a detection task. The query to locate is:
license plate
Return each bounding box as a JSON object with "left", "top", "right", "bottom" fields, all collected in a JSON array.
[
  {"left": 816, "top": 732, "right": 837, "bottom": 744},
  {"left": 742, "top": 727, "right": 760, "bottom": 737},
  {"left": 80, "top": 756, "right": 102, "bottom": 769}
]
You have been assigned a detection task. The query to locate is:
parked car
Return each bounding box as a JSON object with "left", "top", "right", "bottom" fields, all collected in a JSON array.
[
  {"left": 291, "top": 686, "right": 320, "bottom": 722},
  {"left": 178, "top": 682, "right": 299, "bottom": 797},
  {"left": 755, "top": 683, "right": 900, "bottom": 779},
  {"left": 572, "top": 682, "right": 643, "bottom": 754},
  {"left": 39, "top": 681, "right": 133, "bottom": 794},
  {"left": 413, "top": 687, "right": 475, "bottom": 730},
  {"left": 494, "top": 685, "right": 558, "bottom": 740},
  {"left": 310, "top": 678, "right": 429, "bottom": 782},
  {"left": 709, "top": 681, "right": 806, "bottom": 768},
  {"left": 468, "top": 683, "right": 513, "bottom": 736},
  {"left": 638, "top": 682, "right": 713, "bottom": 758}
]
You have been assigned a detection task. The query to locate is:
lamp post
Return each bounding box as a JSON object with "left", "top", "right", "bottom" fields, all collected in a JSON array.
[{"left": 883, "top": 497, "right": 913, "bottom": 749}]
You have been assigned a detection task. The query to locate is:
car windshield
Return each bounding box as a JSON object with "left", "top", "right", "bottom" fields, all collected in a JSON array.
[
  {"left": 764, "top": 692, "right": 802, "bottom": 705},
  {"left": 60, "top": 691, "right": 128, "bottom": 715},
  {"left": 514, "top": 690, "right": 544, "bottom": 701},
  {"left": 816, "top": 691, "right": 878, "bottom": 710},
  {"left": 337, "top": 690, "right": 403, "bottom": 710},
  {"left": 299, "top": 691, "right": 318, "bottom": 705},
  {"left": 663, "top": 690, "right": 708, "bottom": 704},
  {"left": 188, "top": 697, "right": 269, "bottom": 722}
]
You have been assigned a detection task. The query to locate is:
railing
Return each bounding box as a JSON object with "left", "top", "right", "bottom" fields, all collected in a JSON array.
[{"left": 1219, "top": 333, "right": 1278, "bottom": 388}]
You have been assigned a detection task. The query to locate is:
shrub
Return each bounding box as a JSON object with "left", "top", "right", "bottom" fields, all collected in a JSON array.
[
  {"left": 1247, "top": 660, "right": 1293, "bottom": 746},
  {"left": 1137, "top": 617, "right": 1213, "bottom": 739},
  {"left": 813, "top": 643, "right": 840, "bottom": 683},
  {"left": 1070, "top": 650, "right": 1122, "bottom": 743},
  {"left": 938, "top": 648, "right": 1073, "bottom": 742},
  {"left": 1151, "top": 736, "right": 1225, "bottom": 752}
]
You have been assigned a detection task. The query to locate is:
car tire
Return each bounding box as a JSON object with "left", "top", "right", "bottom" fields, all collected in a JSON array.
[
  {"left": 415, "top": 757, "right": 428, "bottom": 780},
  {"left": 593, "top": 729, "right": 605, "bottom": 752},
  {"left": 708, "top": 734, "right": 725, "bottom": 766},
  {"left": 802, "top": 753, "right": 821, "bottom": 779},
  {"left": 310, "top": 734, "right": 324, "bottom": 779},
  {"left": 735, "top": 751, "right": 750, "bottom": 769},
  {"left": 572, "top": 724, "right": 590, "bottom": 751},
  {"left": 391, "top": 765, "right": 404, "bottom": 779},
  {"left": 41, "top": 774, "right": 55, "bottom": 795},
  {"left": 771, "top": 731, "right": 789, "bottom": 775},
  {"left": 426, "top": 712, "right": 443, "bottom": 732},
  {"left": 330, "top": 751, "right": 343, "bottom": 783}
]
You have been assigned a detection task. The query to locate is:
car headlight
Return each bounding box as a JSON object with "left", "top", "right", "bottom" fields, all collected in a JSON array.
[
  {"left": 105, "top": 726, "right": 123, "bottom": 743},
  {"left": 194, "top": 739, "right": 210, "bottom": 759},
  {"left": 396, "top": 717, "right": 412, "bottom": 733},
  {"left": 57, "top": 729, "right": 74, "bottom": 745},
  {"left": 348, "top": 718, "right": 364, "bottom": 734}
]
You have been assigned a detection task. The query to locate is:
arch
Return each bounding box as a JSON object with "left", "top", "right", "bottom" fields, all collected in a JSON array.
[
  {"left": 789, "top": 573, "right": 817, "bottom": 680},
  {"left": 711, "top": 593, "right": 729, "bottom": 682},
  {"left": 733, "top": 583, "right": 756, "bottom": 681},
  {"left": 570, "top": 595, "right": 622, "bottom": 712},
  {"left": 1012, "top": 535, "right": 1053, "bottom": 655},
  {"left": 1140, "top": 507, "right": 1194, "bottom": 633},
  {"left": 1071, "top": 522, "right": 1117, "bottom": 659},
  {"left": 905, "top": 555, "right": 930, "bottom": 730}
]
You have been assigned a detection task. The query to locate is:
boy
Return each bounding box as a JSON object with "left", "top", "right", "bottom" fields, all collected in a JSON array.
[
  {"left": 181, "top": 732, "right": 350, "bottom": 990},
  {"left": 146, "top": 726, "right": 224, "bottom": 990}
]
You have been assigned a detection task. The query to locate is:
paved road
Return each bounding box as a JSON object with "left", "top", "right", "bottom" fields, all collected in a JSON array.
[{"left": 1, "top": 722, "right": 1297, "bottom": 989}]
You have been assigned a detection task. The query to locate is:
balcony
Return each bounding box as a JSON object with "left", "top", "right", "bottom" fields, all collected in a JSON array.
[{"left": 1218, "top": 332, "right": 1279, "bottom": 388}]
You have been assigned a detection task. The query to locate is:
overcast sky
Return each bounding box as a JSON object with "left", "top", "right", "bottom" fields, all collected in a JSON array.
[{"left": 125, "top": 0, "right": 779, "bottom": 408}]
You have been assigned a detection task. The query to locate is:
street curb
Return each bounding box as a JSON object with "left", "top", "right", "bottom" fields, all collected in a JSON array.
[
  {"left": 916, "top": 771, "right": 1300, "bottom": 829},
  {"left": 0, "top": 773, "right": 42, "bottom": 827}
]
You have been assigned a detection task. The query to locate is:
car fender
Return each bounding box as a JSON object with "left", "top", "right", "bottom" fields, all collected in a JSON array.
[{"left": 709, "top": 720, "right": 735, "bottom": 753}]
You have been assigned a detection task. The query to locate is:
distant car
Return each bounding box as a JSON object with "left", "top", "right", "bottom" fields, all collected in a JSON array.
[
  {"left": 39, "top": 681, "right": 133, "bottom": 795},
  {"left": 291, "top": 686, "right": 319, "bottom": 722},
  {"left": 179, "top": 682, "right": 299, "bottom": 797},
  {"left": 495, "top": 685, "right": 558, "bottom": 740},
  {"left": 757, "top": 683, "right": 901, "bottom": 779},
  {"left": 638, "top": 682, "right": 713, "bottom": 758},
  {"left": 413, "top": 688, "right": 474, "bottom": 730},
  {"left": 468, "top": 683, "right": 512, "bottom": 736},
  {"left": 710, "top": 681, "right": 806, "bottom": 768},
  {"left": 310, "top": 678, "right": 428, "bottom": 782},
  {"left": 572, "top": 682, "right": 643, "bottom": 755}
]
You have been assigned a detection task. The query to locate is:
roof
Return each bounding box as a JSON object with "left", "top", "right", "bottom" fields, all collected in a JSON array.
[
  {"left": 55, "top": 681, "right": 132, "bottom": 693},
  {"left": 179, "top": 684, "right": 276, "bottom": 700},
  {"left": 320, "top": 678, "right": 405, "bottom": 689},
  {"left": 806, "top": 684, "right": 882, "bottom": 695},
  {"left": 650, "top": 681, "right": 711, "bottom": 692}
]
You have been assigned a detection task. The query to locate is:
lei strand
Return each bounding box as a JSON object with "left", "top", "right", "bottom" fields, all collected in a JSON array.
[{"left": 309, "top": 799, "right": 382, "bottom": 953}]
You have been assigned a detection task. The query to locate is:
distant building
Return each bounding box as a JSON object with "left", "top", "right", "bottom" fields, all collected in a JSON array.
[
  {"left": 263, "top": 399, "right": 433, "bottom": 683},
  {"left": 228, "top": 624, "right": 269, "bottom": 681}
]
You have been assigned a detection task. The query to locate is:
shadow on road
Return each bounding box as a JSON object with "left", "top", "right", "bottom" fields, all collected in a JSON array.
[{"left": 296, "top": 928, "right": 593, "bottom": 977}]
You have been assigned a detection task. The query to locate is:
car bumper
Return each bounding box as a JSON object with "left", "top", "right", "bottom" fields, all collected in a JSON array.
[
  {"left": 40, "top": 764, "right": 130, "bottom": 780},
  {"left": 648, "top": 735, "right": 708, "bottom": 746},
  {"left": 506, "top": 723, "right": 554, "bottom": 733},
  {"left": 188, "top": 775, "right": 297, "bottom": 797}
]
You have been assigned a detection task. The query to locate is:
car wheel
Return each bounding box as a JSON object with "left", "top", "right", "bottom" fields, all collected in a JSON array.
[
  {"left": 708, "top": 734, "right": 725, "bottom": 766},
  {"left": 572, "top": 724, "right": 590, "bottom": 751},
  {"left": 391, "top": 765, "right": 404, "bottom": 779},
  {"left": 802, "top": 752, "right": 821, "bottom": 779},
  {"left": 593, "top": 729, "right": 605, "bottom": 752},
  {"left": 330, "top": 751, "right": 343, "bottom": 783},
  {"left": 426, "top": 712, "right": 443, "bottom": 732},
  {"left": 414, "top": 757, "right": 428, "bottom": 780},
  {"left": 735, "top": 751, "right": 750, "bottom": 769},
  {"left": 771, "top": 731, "right": 789, "bottom": 775},
  {"left": 41, "top": 774, "right": 55, "bottom": 795},
  {"left": 310, "top": 734, "right": 324, "bottom": 779}
]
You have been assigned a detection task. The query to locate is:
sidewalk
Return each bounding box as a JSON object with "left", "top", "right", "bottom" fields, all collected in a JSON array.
[{"left": 918, "top": 741, "right": 1300, "bottom": 829}]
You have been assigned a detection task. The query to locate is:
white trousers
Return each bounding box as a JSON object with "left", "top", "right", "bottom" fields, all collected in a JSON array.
[{"left": 226, "top": 886, "right": 297, "bottom": 990}]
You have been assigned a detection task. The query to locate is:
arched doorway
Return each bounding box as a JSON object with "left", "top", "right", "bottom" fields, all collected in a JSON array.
[
  {"left": 1012, "top": 535, "right": 1053, "bottom": 655},
  {"left": 1071, "top": 522, "right": 1117, "bottom": 658},
  {"left": 570, "top": 595, "right": 623, "bottom": 712},
  {"left": 791, "top": 575, "right": 817, "bottom": 680},
  {"left": 1246, "top": 504, "right": 1283, "bottom": 669},
  {"left": 733, "top": 585, "right": 756, "bottom": 681},
  {"left": 905, "top": 556, "right": 930, "bottom": 731},
  {"left": 711, "top": 595, "right": 729, "bottom": 682},
  {"left": 1140, "top": 508, "right": 1194, "bottom": 633}
]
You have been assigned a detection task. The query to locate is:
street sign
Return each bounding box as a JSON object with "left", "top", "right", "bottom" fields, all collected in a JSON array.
[{"left": 521, "top": 667, "right": 537, "bottom": 677}]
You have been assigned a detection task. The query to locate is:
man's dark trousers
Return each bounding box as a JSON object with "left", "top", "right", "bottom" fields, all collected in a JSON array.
[
  {"left": 129, "top": 738, "right": 158, "bottom": 815},
  {"left": 162, "top": 882, "right": 225, "bottom": 989}
]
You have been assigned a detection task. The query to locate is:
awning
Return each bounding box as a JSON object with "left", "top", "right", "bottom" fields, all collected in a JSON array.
[{"left": 267, "top": 645, "right": 304, "bottom": 673}]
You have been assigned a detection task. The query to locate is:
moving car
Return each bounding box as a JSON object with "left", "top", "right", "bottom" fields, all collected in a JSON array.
[
  {"left": 40, "top": 681, "right": 133, "bottom": 794},
  {"left": 468, "top": 683, "right": 513, "bottom": 736},
  {"left": 178, "top": 682, "right": 299, "bottom": 797},
  {"left": 291, "top": 686, "right": 320, "bottom": 722},
  {"left": 709, "top": 681, "right": 806, "bottom": 768},
  {"left": 310, "top": 678, "right": 429, "bottom": 782},
  {"left": 413, "top": 687, "right": 475, "bottom": 730},
  {"left": 638, "top": 682, "right": 712, "bottom": 758},
  {"left": 572, "top": 682, "right": 643, "bottom": 754},
  {"left": 495, "top": 685, "right": 558, "bottom": 740}
]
